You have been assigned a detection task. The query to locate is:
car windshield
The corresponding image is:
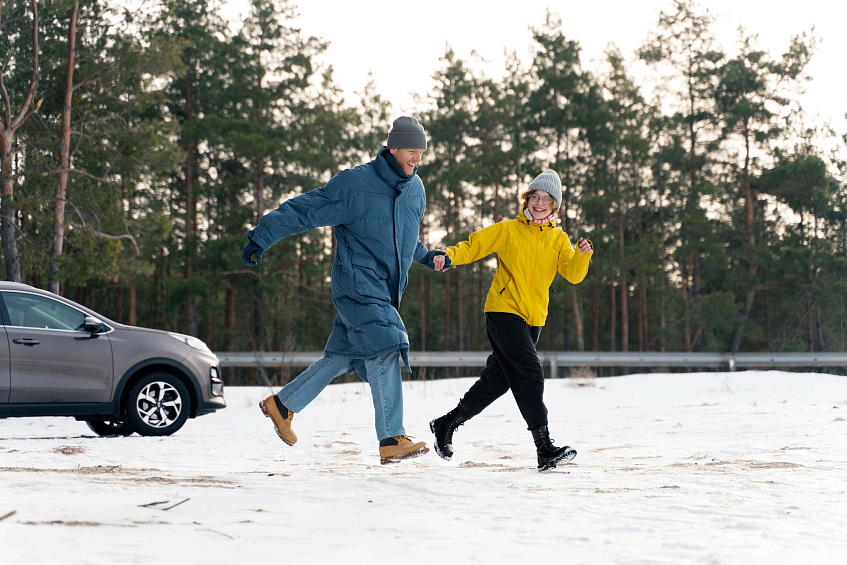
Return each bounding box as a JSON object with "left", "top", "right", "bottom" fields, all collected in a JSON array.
[{"left": 3, "top": 292, "right": 86, "bottom": 331}]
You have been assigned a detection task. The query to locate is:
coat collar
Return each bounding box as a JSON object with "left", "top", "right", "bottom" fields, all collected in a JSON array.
[{"left": 518, "top": 201, "right": 557, "bottom": 229}]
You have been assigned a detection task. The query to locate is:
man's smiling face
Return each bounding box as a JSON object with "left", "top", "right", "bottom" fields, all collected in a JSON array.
[{"left": 389, "top": 148, "right": 425, "bottom": 176}]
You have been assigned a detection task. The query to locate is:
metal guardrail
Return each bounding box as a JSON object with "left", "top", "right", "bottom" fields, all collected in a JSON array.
[{"left": 217, "top": 351, "right": 847, "bottom": 377}]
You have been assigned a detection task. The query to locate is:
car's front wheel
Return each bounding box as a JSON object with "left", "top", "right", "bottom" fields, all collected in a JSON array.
[
  {"left": 85, "top": 419, "right": 135, "bottom": 437},
  {"left": 124, "top": 372, "right": 191, "bottom": 436}
]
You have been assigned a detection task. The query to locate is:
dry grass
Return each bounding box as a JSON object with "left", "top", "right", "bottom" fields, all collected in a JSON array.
[{"left": 567, "top": 367, "right": 597, "bottom": 386}]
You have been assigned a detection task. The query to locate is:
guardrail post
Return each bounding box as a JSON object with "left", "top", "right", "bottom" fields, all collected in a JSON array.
[{"left": 549, "top": 356, "right": 558, "bottom": 379}]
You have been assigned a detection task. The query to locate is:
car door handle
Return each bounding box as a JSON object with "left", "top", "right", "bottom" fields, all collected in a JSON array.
[{"left": 12, "top": 338, "right": 40, "bottom": 346}]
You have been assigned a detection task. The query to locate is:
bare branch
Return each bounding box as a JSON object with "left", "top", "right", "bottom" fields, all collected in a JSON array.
[
  {"left": 0, "top": 510, "right": 17, "bottom": 522},
  {"left": 220, "top": 269, "right": 261, "bottom": 280},
  {"left": 0, "top": 0, "right": 8, "bottom": 127},
  {"left": 19, "top": 97, "right": 42, "bottom": 124},
  {"left": 161, "top": 498, "right": 190, "bottom": 511},
  {"left": 71, "top": 76, "right": 101, "bottom": 93},
  {"left": 11, "top": 0, "right": 40, "bottom": 131},
  {"left": 14, "top": 195, "right": 138, "bottom": 258},
  {"left": 15, "top": 196, "right": 84, "bottom": 220},
  {"left": 95, "top": 231, "right": 140, "bottom": 258},
  {"left": 0, "top": 73, "right": 11, "bottom": 128},
  {"left": 68, "top": 168, "right": 113, "bottom": 184}
]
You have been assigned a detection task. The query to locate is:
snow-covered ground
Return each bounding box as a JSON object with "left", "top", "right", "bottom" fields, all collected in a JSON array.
[{"left": 1, "top": 370, "right": 846, "bottom": 564}]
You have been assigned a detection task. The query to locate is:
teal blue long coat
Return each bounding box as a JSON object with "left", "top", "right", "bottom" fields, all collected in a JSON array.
[{"left": 247, "top": 147, "right": 439, "bottom": 369}]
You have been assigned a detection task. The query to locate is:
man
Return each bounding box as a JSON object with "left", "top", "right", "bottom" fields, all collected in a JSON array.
[{"left": 242, "top": 116, "right": 439, "bottom": 464}]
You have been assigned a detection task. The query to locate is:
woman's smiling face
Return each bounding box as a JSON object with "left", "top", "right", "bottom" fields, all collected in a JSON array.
[{"left": 527, "top": 192, "right": 555, "bottom": 219}]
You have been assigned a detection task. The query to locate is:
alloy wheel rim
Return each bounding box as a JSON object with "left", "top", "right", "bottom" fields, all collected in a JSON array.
[{"left": 136, "top": 382, "right": 182, "bottom": 428}]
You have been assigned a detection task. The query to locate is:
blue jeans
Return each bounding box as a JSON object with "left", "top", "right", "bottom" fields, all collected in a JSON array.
[{"left": 276, "top": 350, "right": 405, "bottom": 441}]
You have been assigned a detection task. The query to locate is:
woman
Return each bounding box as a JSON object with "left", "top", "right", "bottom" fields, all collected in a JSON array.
[{"left": 431, "top": 170, "right": 594, "bottom": 471}]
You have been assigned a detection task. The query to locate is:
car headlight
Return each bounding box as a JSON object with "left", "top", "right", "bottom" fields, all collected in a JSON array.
[{"left": 168, "top": 332, "right": 213, "bottom": 354}]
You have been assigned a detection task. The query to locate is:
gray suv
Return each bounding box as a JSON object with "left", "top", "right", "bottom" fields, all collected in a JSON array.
[{"left": 0, "top": 282, "right": 225, "bottom": 436}]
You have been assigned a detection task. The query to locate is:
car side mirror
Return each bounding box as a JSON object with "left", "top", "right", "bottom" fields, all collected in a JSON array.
[{"left": 84, "top": 315, "right": 104, "bottom": 333}]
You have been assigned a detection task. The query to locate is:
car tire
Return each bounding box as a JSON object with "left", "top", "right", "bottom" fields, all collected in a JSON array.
[
  {"left": 124, "top": 372, "right": 191, "bottom": 436},
  {"left": 85, "top": 419, "right": 135, "bottom": 437}
]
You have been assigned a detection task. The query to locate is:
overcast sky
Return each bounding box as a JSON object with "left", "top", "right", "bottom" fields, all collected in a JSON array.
[{"left": 222, "top": 0, "right": 845, "bottom": 131}]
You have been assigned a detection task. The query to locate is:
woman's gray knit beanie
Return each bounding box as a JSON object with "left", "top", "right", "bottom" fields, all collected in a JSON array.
[{"left": 527, "top": 170, "right": 562, "bottom": 208}]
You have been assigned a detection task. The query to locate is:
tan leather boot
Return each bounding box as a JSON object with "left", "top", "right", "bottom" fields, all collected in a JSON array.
[
  {"left": 379, "top": 435, "right": 428, "bottom": 464},
  {"left": 259, "top": 395, "right": 297, "bottom": 446}
]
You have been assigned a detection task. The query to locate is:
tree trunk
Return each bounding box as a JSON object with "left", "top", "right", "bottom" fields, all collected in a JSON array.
[
  {"left": 0, "top": 132, "right": 19, "bottom": 282},
  {"left": 682, "top": 258, "right": 692, "bottom": 351},
  {"left": 806, "top": 301, "right": 814, "bottom": 352},
  {"left": 456, "top": 270, "right": 464, "bottom": 351},
  {"left": 659, "top": 268, "right": 667, "bottom": 352},
  {"left": 0, "top": 0, "right": 39, "bottom": 283},
  {"left": 592, "top": 277, "right": 602, "bottom": 350},
  {"left": 117, "top": 285, "right": 124, "bottom": 323},
  {"left": 728, "top": 123, "right": 757, "bottom": 353},
  {"left": 444, "top": 270, "right": 452, "bottom": 350},
  {"left": 639, "top": 272, "right": 650, "bottom": 352},
  {"left": 252, "top": 277, "right": 267, "bottom": 352},
  {"left": 419, "top": 273, "right": 428, "bottom": 350},
  {"left": 129, "top": 285, "right": 137, "bottom": 326},
  {"left": 691, "top": 254, "right": 704, "bottom": 352},
  {"left": 618, "top": 212, "right": 628, "bottom": 352},
  {"left": 224, "top": 285, "right": 236, "bottom": 348},
  {"left": 815, "top": 305, "right": 825, "bottom": 352},
  {"left": 255, "top": 157, "right": 265, "bottom": 221},
  {"left": 609, "top": 280, "right": 616, "bottom": 352},
  {"left": 619, "top": 270, "right": 629, "bottom": 352},
  {"left": 572, "top": 290, "right": 585, "bottom": 351},
  {"left": 471, "top": 263, "right": 486, "bottom": 351},
  {"left": 184, "top": 98, "right": 199, "bottom": 335},
  {"left": 48, "top": 2, "right": 79, "bottom": 296}
]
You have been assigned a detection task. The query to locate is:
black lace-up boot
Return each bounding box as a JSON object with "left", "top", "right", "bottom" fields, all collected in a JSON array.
[
  {"left": 531, "top": 425, "right": 576, "bottom": 471},
  {"left": 429, "top": 404, "right": 471, "bottom": 460}
]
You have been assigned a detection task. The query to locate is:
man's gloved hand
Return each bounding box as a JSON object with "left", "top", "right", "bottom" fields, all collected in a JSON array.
[{"left": 242, "top": 239, "right": 264, "bottom": 266}]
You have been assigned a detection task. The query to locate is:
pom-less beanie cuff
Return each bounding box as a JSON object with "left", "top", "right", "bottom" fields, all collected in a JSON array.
[{"left": 386, "top": 116, "right": 427, "bottom": 150}]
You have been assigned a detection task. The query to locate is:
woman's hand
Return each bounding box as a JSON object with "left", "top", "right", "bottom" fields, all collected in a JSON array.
[{"left": 576, "top": 238, "right": 594, "bottom": 254}]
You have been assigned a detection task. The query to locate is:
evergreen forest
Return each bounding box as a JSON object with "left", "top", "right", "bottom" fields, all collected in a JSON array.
[{"left": 2, "top": 0, "right": 846, "bottom": 384}]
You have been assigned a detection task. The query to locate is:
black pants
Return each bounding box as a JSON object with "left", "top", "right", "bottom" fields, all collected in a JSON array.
[{"left": 459, "top": 312, "right": 547, "bottom": 430}]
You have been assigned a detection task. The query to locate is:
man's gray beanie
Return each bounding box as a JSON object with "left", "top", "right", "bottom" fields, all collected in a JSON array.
[
  {"left": 527, "top": 170, "right": 563, "bottom": 209},
  {"left": 386, "top": 116, "right": 427, "bottom": 150}
]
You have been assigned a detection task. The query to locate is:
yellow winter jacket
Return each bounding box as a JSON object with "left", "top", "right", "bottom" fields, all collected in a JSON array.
[{"left": 445, "top": 209, "right": 592, "bottom": 327}]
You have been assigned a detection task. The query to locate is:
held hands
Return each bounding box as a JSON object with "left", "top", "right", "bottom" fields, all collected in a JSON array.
[
  {"left": 242, "top": 240, "right": 264, "bottom": 266},
  {"left": 432, "top": 252, "right": 451, "bottom": 271},
  {"left": 576, "top": 238, "right": 594, "bottom": 255}
]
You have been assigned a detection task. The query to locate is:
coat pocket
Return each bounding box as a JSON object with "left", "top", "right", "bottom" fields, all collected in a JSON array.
[
  {"left": 351, "top": 254, "right": 390, "bottom": 302},
  {"left": 498, "top": 276, "right": 514, "bottom": 296}
]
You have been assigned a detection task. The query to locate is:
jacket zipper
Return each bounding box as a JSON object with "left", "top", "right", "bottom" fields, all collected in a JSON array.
[{"left": 528, "top": 227, "right": 540, "bottom": 325}]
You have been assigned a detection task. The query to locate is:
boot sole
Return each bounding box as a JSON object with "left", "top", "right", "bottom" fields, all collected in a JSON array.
[
  {"left": 259, "top": 400, "right": 296, "bottom": 446},
  {"left": 538, "top": 447, "right": 577, "bottom": 472},
  {"left": 429, "top": 419, "right": 453, "bottom": 461},
  {"left": 380, "top": 446, "right": 430, "bottom": 465}
]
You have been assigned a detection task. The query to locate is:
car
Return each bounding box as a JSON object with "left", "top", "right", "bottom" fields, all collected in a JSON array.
[{"left": 0, "top": 282, "right": 225, "bottom": 436}]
